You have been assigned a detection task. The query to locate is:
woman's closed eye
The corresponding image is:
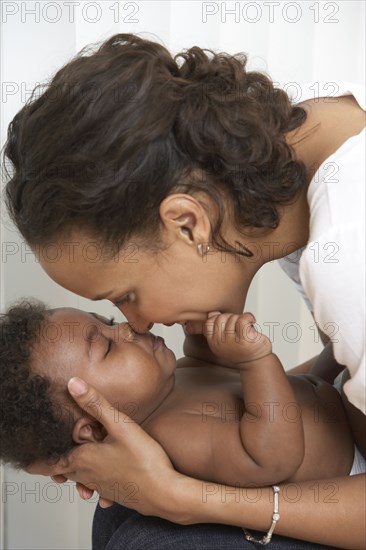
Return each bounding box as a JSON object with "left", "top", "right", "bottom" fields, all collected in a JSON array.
[
  {"left": 89, "top": 312, "right": 117, "bottom": 326},
  {"left": 114, "top": 292, "right": 136, "bottom": 308}
]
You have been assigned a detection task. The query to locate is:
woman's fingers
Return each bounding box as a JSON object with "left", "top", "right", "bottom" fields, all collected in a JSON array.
[
  {"left": 98, "top": 497, "right": 115, "bottom": 508},
  {"left": 25, "top": 456, "right": 71, "bottom": 477},
  {"left": 28, "top": 379, "right": 178, "bottom": 515},
  {"left": 26, "top": 379, "right": 132, "bottom": 478},
  {"left": 25, "top": 380, "right": 177, "bottom": 512},
  {"left": 76, "top": 482, "right": 94, "bottom": 500},
  {"left": 67, "top": 377, "right": 132, "bottom": 436},
  {"left": 51, "top": 474, "right": 68, "bottom": 484}
]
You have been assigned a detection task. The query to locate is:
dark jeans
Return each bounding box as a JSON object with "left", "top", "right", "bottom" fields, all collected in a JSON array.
[{"left": 92, "top": 503, "right": 340, "bottom": 550}]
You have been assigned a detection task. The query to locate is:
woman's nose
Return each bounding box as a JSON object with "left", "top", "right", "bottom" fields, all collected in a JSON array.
[
  {"left": 115, "top": 322, "right": 138, "bottom": 342},
  {"left": 131, "top": 319, "right": 154, "bottom": 334},
  {"left": 117, "top": 305, "right": 153, "bottom": 333}
]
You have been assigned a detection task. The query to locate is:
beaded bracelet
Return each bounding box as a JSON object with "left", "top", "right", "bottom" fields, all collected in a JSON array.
[{"left": 242, "top": 485, "right": 281, "bottom": 545}]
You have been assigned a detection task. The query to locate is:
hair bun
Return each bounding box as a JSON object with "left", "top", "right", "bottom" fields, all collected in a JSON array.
[{"left": 175, "top": 46, "right": 249, "bottom": 101}]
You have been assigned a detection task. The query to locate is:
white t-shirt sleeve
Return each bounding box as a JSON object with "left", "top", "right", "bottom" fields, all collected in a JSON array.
[
  {"left": 279, "top": 81, "right": 366, "bottom": 414},
  {"left": 300, "top": 222, "right": 365, "bottom": 414},
  {"left": 300, "top": 98, "right": 365, "bottom": 413}
]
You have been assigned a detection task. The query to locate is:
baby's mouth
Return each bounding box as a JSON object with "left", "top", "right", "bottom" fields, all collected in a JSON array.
[{"left": 151, "top": 334, "right": 165, "bottom": 351}]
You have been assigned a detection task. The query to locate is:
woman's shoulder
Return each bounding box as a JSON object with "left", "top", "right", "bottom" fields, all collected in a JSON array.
[{"left": 281, "top": 80, "right": 366, "bottom": 110}]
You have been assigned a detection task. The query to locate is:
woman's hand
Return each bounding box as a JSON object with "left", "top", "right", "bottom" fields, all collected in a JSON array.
[
  {"left": 26, "top": 377, "right": 183, "bottom": 519},
  {"left": 24, "top": 378, "right": 366, "bottom": 548}
]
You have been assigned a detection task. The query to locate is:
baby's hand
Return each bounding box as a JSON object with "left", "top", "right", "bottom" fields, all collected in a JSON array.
[{"left": 204, "top": 313, "right": 273, "bottom": 368}]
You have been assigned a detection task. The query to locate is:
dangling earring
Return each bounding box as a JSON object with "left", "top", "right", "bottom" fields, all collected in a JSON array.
[{"left": 197, "top": 242, "right": 211, "bottom": 256}]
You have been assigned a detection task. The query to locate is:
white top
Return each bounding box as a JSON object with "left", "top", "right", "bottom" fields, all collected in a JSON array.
[{"left": 278, "top": 82, "right": 366, "bottom": 414}]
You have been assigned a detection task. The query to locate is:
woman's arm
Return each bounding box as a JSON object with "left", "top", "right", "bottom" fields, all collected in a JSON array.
[
  {"left": 309, "top": 343, "right": 345, "bottom": 383},
  {"left": 175, "top": 472, "right": 365, "bottom": 550},
  {"left": 286, "top": 355, "right": 319, "bottom": 375},
  {"left": 287, "top": 343, "right": 345, "bottom": 381},
  {"left": 28, "top": 378, "right": 365, "bottom": 550}
]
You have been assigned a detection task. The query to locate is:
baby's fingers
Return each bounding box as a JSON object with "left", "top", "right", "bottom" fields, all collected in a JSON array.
[
  {"left": 205, "top": 313, "right": 235, "bottom": 344},
  {"left": 185, "top": 312, "right": 221, "bottom": 335},
  {"left": 184, "top": 320, "right": 204, "bottom": 335},
  {"left": 236, "top": 313, "right": 257, "bottom": 339}
]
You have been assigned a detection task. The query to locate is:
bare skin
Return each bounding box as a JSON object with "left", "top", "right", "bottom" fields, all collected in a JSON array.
[
  {"left": 29, "top": 94, "right": 365, "bottom": 548},
  {"left": 37, "top": 97, "right": 365, "bottom": 335},
  {"left": 288, "top": 95, "right": 366, "bottom": 183},
  {"left": 32, "top": 309, "right": 353, "bottom": 487},
  {"left": 143, "top": 361, "right": 354, "bottom": 486},
  {"left": 28, "top": 311, "right": 364, "bottom": 549},
  {"left": 33, "top": 378, "right": 364, "bottom": 550}
]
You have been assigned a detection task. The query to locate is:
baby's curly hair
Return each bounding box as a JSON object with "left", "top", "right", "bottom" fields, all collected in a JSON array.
[
  {"left": 3, "top": 33, "right": 307, "bottom": 257},
  {"left": 0, "top": 300, "right": 75, "bottom": 468}
]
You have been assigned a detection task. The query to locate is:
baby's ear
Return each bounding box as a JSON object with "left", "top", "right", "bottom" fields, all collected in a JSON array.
[{"left": 72, "top": 416, "right": 107, "bottom": 444}]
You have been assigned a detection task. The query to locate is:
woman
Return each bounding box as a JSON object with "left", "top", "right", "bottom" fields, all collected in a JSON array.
[{"left": 3, "top": 33, "right": 365, "bottom": 549}]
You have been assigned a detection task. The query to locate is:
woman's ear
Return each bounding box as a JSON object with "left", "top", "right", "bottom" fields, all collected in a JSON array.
[
  {"left": 159, "top": 193, "right": 214, "bottom": 245},
  {"left": 72, "top": 416, "right": 107, "bottom": 444}
]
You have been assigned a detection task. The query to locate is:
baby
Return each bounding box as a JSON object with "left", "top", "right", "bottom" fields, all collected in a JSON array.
[{"left": 0, "top": 300, "right": 362, "bottom": 486}]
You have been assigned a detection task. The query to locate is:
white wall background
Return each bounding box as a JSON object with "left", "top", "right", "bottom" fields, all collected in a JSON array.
[{"left": 0, "top": 1, "right": 365, "bottom": 548}]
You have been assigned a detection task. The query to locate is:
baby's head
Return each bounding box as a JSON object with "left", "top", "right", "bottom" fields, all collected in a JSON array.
[{"left": 0, "top": 300, "right": 176, "bottom": 469}]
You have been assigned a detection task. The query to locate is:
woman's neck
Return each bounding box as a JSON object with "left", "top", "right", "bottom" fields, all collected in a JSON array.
[
  {"left": 225, "top": 95, "right": 365, "bottom": 267},
  {"left": 288, "top": 95, "right": 365, "bottom": 184},
  {"left": 249, "top": 95, "right": 366, "bottom": 263},
  {"left": 228, "top": 185, "right": 310, "bottom": 265}
]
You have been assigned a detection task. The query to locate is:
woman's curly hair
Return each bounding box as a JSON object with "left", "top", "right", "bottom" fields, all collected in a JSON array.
[
  {"left": 0, "top": 301, "right": 75, "bottom": 468},
  {"left": 3, "top": 33, "right": 307, "bottom": 255}
]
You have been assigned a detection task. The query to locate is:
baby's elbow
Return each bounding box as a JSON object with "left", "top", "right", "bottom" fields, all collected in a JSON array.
[{"left": 263, "top": 445, "right": 305, "bottom": 483}]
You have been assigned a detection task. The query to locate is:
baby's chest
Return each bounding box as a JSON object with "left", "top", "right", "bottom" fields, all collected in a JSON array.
[{"left": 170, "top": 382, "right": 244, "bottom": 423}]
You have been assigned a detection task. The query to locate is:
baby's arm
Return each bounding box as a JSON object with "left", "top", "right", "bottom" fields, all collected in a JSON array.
[{"left": 204, "top": 313, "right": 305, "bottom": 484}]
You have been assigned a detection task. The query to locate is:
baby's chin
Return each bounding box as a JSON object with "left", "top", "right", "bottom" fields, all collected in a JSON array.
[{"left": 164, "top": 347, "right": 177, "bottom": 375}]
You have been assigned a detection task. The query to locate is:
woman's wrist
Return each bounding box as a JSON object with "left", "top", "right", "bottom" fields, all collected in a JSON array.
[
  {"left": 169, "top": 476, "right": 281, "bottom": 530},
  {"left": 163, "top": 473, "right": 274, "bottom": 527},
  {"left": 155, "top": 472, "right": 203, "bottom": 524}
]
